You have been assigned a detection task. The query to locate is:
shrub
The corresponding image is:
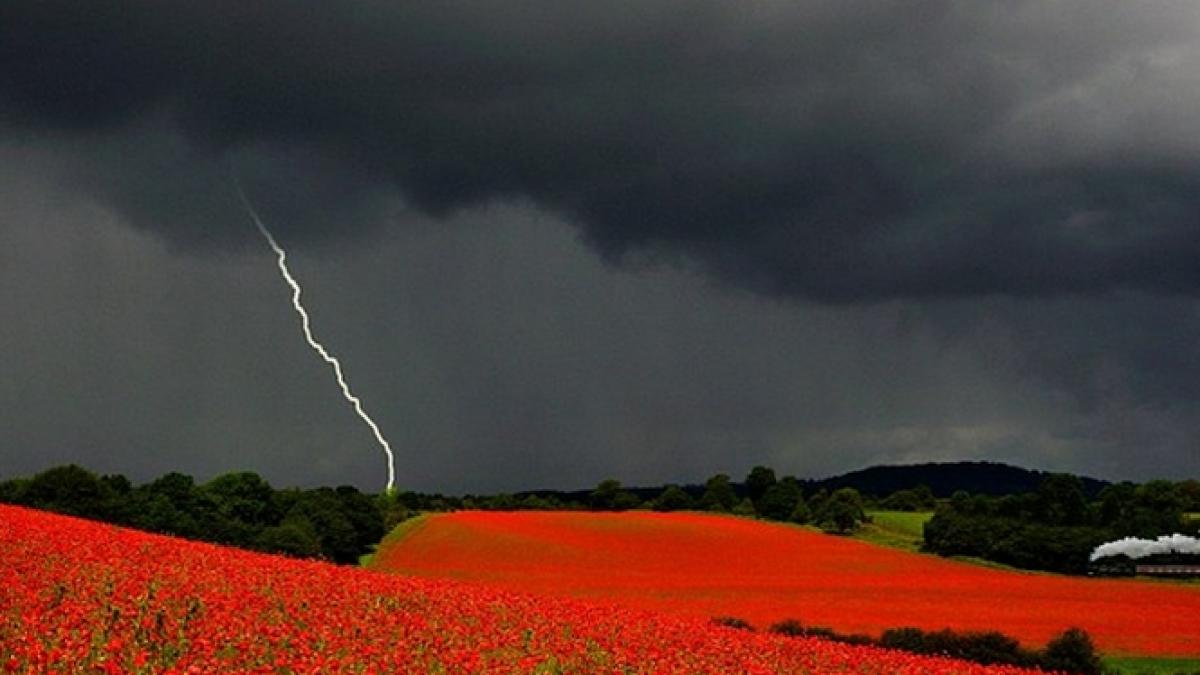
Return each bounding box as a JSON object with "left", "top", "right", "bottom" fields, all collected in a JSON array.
[
  {"left": 1041, "top": 627, "right": 1102, "bottom": 675},
  {"left": 789, "top": 498, "right": 811, "bottom": 524},
  {"left": 878, "top": 627, "right": 926, "bottom": 652},
  {"left": 768, "top": 620, "right": 836, "bottom": 640},
  {"left": 711, "top": 616, "right": 754, "bottom": 631},
  {"left": 732, "top": 498, "right": 757, "bottom": 517},
  {"left": 880, "top": 627, "right": 1035, "bottom": 667}
]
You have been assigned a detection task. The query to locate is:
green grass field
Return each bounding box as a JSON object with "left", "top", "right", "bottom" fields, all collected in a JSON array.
[
  {"left": 856, "top": 510, "right": 933, "bottom": 552},
  {"left": 1104, "top": 655, "right": 1200, "bottom": 674}
]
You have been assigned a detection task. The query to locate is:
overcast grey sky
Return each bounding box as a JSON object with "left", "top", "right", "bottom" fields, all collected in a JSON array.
[{"left": 1, "top": 1, "right": 1198, "bottom": 492}]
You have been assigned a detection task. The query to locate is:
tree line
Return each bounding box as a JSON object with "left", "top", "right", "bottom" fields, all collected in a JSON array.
[
  {"left": 588, "top": 468, "right": 881, "bottom": 534},
  {"left": 0, "top": 465, "right": 389, "bottom": 564},
  {"left": 4, "top": 463, "right": 1193, "bottom": 575},
  {"left": 922, "top": 475, "right": 1199, "bottom": 574}
]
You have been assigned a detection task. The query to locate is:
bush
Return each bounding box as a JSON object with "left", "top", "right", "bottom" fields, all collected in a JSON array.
[
  {"left": 877, "top": 627, "right": 926, "bottom": 652},
  {"left": 878, "top": 626, "right": 1044, "bottom": 667},
  {"left": 652, "top": 485, "right": 693, "bottom": 512},
  {"left": 768, "top": 620, "right": 836, "bottom": 640},
  {"left": 1041, "top": 628, "right": 1102, "bottom": 675},
  {"left": 789, "top": 498, "right": 811, "bottom": 524},
  {"left": 813, "top": 488, "right": 867, "bottom": 533},
  {"left": 732, "top": 497, "right": 757, "bottom": 517},
  {"left": 710, "top": 616, "right": 754, "bottom": 631},
  {"left": 778, "top": 622, "right": 1098, "bottom": 673},
  {"left": 758, "top": 481, "right": 802, "bottom": 521}
]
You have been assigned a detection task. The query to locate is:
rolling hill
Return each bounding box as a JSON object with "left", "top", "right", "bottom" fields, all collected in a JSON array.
[
  {"left": 370, "top": 510, "right": 1200, "bottom": 657},
  {"left": 1, "top": 504, "right": 1042, "bottom": 673}
]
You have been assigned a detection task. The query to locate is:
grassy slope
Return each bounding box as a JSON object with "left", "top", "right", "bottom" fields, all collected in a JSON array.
[
  {"left": 857, "top": 510, "right": 1029, "bottom": 573},
  {"left": 1103, "top": 655, "right": 1200, "bottom": 674},
  {"left": 857, "top": 510, "right": 932, "bottom": 551},
  {"left": 359, "top": 514, "right": 430, "bottom": 567},
  {"left": 370, "top": 510, "right": 1200, "bottom": 658},
  {"left": 15, "top": 505, "right": 1038, "bottom": 674}
]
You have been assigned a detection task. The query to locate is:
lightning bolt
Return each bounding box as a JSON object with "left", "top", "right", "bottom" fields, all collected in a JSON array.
[{"left": 234, "top": 182, "right": 396, "bottom": 493}]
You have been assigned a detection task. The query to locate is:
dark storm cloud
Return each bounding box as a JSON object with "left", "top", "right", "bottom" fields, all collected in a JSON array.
[
  {"left": 4, "top": 1, "right": 1200, "bottom": 302},
  {"left": 2, "top": 145, "right": 1197, "bottom": 490}
]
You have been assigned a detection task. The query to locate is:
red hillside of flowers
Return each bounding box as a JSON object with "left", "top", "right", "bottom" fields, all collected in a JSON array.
[
  {"left": 371, "top": 510, "right": 1200, "bottom": 657},
  {"left": 1, "top": 504, "right": 1046, "bottom": 673}
]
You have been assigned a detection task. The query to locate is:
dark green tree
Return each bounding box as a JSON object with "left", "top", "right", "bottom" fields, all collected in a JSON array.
[
  {"left": 732, "top": 497, "right": 757, "bottom": 517},
  {"left": 1040, "top": 628, "right": 1101, "bottom": 675},
  {"left": 912, "top": 484, "right": 937, "bottom": 509},
  {"left": 255, "top": 517, "right": 323, "bottom": 558},
  {"left": 1178, "top": 479, "right": 1200, "bottom": 512},
  {"left": 335, "top": 485, "right": 385, "bottom": 551},
  {"left": 806, "top": 488, "right": 829, "bottom": 518},
  {"left": 1036, "top": 474, "right": 1089, "bottom": 526},
  {"left": 1115, "top": 481, "right": 1186, "bottom": 537},
  {"left": 814, "top": 488, "right": 867, "bottom": 534},
  {"left": 880, "top": 489, "right": 923, "bottom": 511},
  {"left": 286, "top": 489, "right": 360, "bottom": 563},
  {"left": 377, "top": 491, "right": 412, "bottom": 531},
  {"left": 22, "top": 464, "right": 116, "bottom": 519},
  {"left": 134, "top": 494, "right": 198, "bottom": 537},
  {"left": 789, "top": 497, "right": 811, "bottom": 524},
  {"left": 0, "top": 478, "right": 30, "bottom": 504},
  {"left": 653, "top": 485, "right": 693, "bottom": 512},
  {"left": 758, "top": 481, "right": 802, "bottom": 521},
  {"left": 199, "top": 472, "right": 279, "bottom": 547},
  {"left": 744, "top": 466, "right": 777, "bottom": 504},
  {"left": 589, "top": 479, "right": 640, "bottom": 511},
  {"left": 203, "top": 472, "right": 279, "bottom": 527},
  {"left": 700, "top": 474, "right": 738, "bottom": 512}
]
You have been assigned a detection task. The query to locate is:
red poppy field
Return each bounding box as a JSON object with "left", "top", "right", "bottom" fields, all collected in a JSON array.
[
  {"left": 370, "top": 511, "right": 1200, "bottom": 658},
  {"left": 1, "top": 504, "right": 1050, "bottom": 673}
]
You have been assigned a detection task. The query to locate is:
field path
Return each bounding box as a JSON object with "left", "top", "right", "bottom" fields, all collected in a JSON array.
[{"left": 371, "top": 510, "right": 1200, "bottom": 657}]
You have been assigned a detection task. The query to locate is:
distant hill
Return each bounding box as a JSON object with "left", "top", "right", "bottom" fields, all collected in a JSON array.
[
  {"left": 519, "top": 461, "right": 1110, "bottom": 503},
  {"left": 807, "top": 461, "right": 1110, "bottom": 499}
]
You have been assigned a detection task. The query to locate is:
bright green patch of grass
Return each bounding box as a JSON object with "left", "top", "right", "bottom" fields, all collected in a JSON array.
[
  {"left": 1184, "top": 512, "right": 1200, "bottom": 523},
  {"left": 1103, "top": 655, "right": 1200, "bottom": 674},
  {"left": 869, "top": 510, "right": 933, "bottom": 537},
  {"left": 360, "top": 513, "right": 431, "bottom": 568},
  {"left": 856, "top": 511, "right": 1065, "bottom": 575},
  {"left": 855, "top": 511, "right": 933, "bottom": 552}
]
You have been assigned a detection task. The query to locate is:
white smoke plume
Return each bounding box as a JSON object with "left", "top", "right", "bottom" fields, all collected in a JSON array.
[
  {"left": 234, "top": 182, "right": 397, "bottom": 493},
  {"left": 1090, "top": 533, "right": 1200, "bottom": 561}
]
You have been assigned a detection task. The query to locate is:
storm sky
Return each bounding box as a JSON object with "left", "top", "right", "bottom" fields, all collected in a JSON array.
[{"left": 2, "top": 1, "right": 1198, "bottom": 492}]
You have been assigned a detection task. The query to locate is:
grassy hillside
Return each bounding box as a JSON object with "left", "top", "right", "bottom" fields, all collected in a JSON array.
[
  {"left": 856, "top": 510, "right": 933, "bottom": 551},
  {"left": 1103, "top": 655, "right": 1200, "bottom": 675},
  {"left": 6, "top": 504, "right": 1054, "bottom": 674},
  {"left": 370, "top": 510, "right": 1200, "bottom": 658}
]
